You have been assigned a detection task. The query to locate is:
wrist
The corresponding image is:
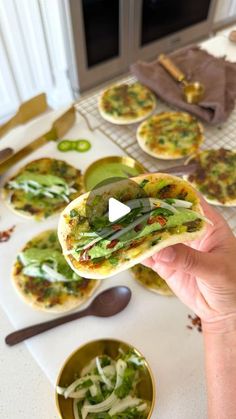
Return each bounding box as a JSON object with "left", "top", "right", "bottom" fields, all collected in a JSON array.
[{"left": 202, "top": 313, "right": 236, "bottom": 335}]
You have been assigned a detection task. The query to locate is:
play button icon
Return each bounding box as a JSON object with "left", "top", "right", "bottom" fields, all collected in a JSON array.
[
  {"left": 108, "top": 197, "right": 131, "bottom": 223},
  {"left": 85, "top": 176, "right": 151, "bottom": 242}
]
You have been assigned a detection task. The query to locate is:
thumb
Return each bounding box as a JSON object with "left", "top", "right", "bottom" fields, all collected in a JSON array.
[{"left": 153, "top": 244, "right": 216, "bottom": 279}]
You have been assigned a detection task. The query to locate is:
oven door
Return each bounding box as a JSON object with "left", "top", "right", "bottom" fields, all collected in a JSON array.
[
  {"left": 68, "top": 0, "right": 130, "bottom": 93},
  {"left": 130, "top": 0, "right": 217, "bottom": 63}
]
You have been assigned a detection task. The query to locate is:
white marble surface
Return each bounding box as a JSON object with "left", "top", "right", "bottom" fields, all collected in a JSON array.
[
  {"left": 0, "top": 30, "right": 235, "bottom": 419},
  {"left": 0, "top": 310, "right": 58, "bottom": 419}
]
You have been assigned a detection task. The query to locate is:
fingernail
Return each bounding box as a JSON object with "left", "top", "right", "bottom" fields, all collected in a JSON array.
[{"left": 158, "top": 247, "right": 176, "bottom": 263}]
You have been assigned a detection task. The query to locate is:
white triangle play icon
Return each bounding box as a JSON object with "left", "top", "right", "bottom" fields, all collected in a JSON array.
[{"left": 108, "top": 198, "right": 131, "bottom": 223}]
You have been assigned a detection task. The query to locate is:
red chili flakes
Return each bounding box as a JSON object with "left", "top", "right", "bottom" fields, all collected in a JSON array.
[
  {"left": 187, "top": 314, "right": 202, "bottom": 333},
  {"left": 177, "top": 188, "right": 188, "bottom": 200},
  {"left": 112, "top": 224, "right": 122, "bottom": 231},
  {"left": 156, "top": 216, "right": 167, "bottom": 226},
  {"left": 79, "top": 249, "right": 91, "bottom": 261},
  {"left": 128, "top": 238, "right": 145, "bottom": 249},
  {"left": 0, "top": 225, "right": 15, "bottom": 243},
  {"left": 147, "top": 216, "right": 167, "bottom": 226},
  {"left": 134, "top": 224, "right": 142, "bottom": 232},
  {"left": 107, "top": 239, "right": 119, "bottom": 249}
]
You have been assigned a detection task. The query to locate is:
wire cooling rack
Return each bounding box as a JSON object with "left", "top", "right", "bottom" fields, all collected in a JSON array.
[{"left": 76, "top": 74, "right": 236, "bottom": 234}]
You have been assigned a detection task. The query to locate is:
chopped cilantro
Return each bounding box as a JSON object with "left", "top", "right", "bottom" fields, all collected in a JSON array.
[
  {"left": 92, "top": 413, "right": 110, "bottom": 419},
  {"left": 100, "top": 356, "right": 111, "bottom": 367},
  {"left": 74, "top": 400, "right": 84, "bottom": 416},
  {"left": 119, "top": 207, "right": 142, "bottom": 226},
  {"left": 92, "top": 195, "right": 102, "bottom": 206},
  {"left": 91, "top": 216, "right": 109, "bottom": 230},
  {"left": 91, "top": 256, "right": 105, "bottom": 264},
  {"left": 70, "top": 209, "right": 78, "bottom": 218},
  {"left": 56, "top": 346, "right": 148, "bottom": 419},
  {"left": 152, "top": 207, "right": 172, "bottom": 216},
  {"left": 87, "top": 393, "right": 105, "bottom": 405},
  {"left": 115, "top": 366, "right": 136, "bottom": 398},
  {"left": 108, "top": 256, "right": 119, "bottom": 266},
  {"left": 151, "top": 238, "right": 161, "bottom": 246},
  {"left": 111, "top": 409, "right": 146, "bottom": 419},
  {"left": 77, "top": 378, "right": 93, "bottom": 389},
  {"left": 164, "top": 198, "right": 175, "bottom": 204},
  {"left": 139, "top": 179, "right": 149, "bottom": 189}
]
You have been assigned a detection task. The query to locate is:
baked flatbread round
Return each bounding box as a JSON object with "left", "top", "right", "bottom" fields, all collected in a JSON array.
[
  {"left": 12, "top": 230, "right": 100, "bottom": 313},
  {"left": 185, "top": 148, "right": 236, "bottom": 206},
  {"left": 98, "top": 82, "right": 156, "bottom": 124},
  {"left": 58, "top": 173, "right": 207, "bottom": 279},
  {"left": 131, "top": 264, "right": 174, "bottom": 296},
  {"left": 2, "top": 158, "right": 83, "bottom": 220},
  {"left": 137, "top": 112, "right": 203, "bottom": 160}
]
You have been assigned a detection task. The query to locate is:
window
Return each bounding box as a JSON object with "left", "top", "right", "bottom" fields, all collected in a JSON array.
[{"left": 0, "top": 0, "right": 73, "bottom": 123}]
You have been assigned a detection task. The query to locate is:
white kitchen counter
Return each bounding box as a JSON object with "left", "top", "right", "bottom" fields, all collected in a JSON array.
[
  {"left": 0, "top": 311, "right": 57, "bottom": 419},
  {"left": 0, "top": 29, "right": 236, "bottom": 419}
]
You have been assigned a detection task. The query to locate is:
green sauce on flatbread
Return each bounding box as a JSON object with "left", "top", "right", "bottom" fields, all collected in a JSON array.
[
  {"left": 12, "top": 230, "right": 99, "bottom": 312},
  {"left": 3, "top": 158, "right": 83, "bottom": 220}
]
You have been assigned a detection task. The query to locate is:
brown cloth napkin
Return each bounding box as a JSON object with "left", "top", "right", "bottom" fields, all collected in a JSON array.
[{"left": 131, "top": 45, "right": 236, "bottom": 125}]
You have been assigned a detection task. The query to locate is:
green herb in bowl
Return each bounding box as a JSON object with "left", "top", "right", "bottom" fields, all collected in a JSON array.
[{"left": 56, "top": 339, "right": 155, "bottom": 419}]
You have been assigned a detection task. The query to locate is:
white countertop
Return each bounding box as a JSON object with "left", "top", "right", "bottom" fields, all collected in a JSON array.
[
  {"left": 0, "top": 310, "right": 57, "bottom": 419},
  {"left": 0, "top": 29, "right": 236, "bottom": 419}
]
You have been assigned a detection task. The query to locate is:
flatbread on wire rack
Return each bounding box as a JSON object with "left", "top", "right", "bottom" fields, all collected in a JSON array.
[
  {"left": 2, "top": 158, "right": 83, "bottom": 220},
  {"left": 58, "top": 173, "right": 209, "bottom": 280},
  {"left": 98, "top": 82, "right": 156, "bottom": 124},
  {"left": 185, "top": 148, "right": 236, "bottom": 206},
  {"left": 12, "top": 230, "right": 100, "bottom": 313},
  {"left": 137, "top": 112, "right": 203, "bottom": 160},
  {"left": 131, "top": 264, "right": 174, "bottom": 296}
]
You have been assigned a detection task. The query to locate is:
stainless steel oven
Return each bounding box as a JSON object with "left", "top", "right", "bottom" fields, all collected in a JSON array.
[
  {"left": 130, "top": 0, "right": 217, "bottom": 62},
  {"left": 66, "top": 0, "right": 130, "bottom": 93},
  {"left": 65, "top": 0, "right": 217, "bottom": 94}
]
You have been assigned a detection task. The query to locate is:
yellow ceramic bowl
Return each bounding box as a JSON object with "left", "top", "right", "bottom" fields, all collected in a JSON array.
[
  {"left": 83, "top": 155, "right": 147, "bottom": 191},
  {"left": 56, "top": 338, "right": 156, "bottom": 418}
]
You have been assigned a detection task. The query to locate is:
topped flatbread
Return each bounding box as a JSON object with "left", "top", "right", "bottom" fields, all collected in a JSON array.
[
  {"left": 58, "top": 173, "right": 209, "bottom": 279},
  {"left": 131, "top": 264, "right": 174, "bottom": 296},
  {"left": 98, "top": 82, "right": 156, "bottom": 124},
  {"left": 137, "top": 112, "right": 203, "bottom": 160},
  {"left": 12, "top": 230, "right": 100, "bottom": 313},
  {"left": 186, "top": 148, "right": 236, "bottom": 206},
  {"left": 2, "top": 158, "right": 83, "bottom": 220}
]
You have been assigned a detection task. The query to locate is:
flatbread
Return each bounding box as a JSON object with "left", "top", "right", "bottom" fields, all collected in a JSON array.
[
  {"left": 98, "top": 82, "right": 156, "bottom": 124},
  {"left": 12, "top": 230, "right": 100, "bottom": 313},
  {"left": 185, "top": 148, "right": 236, "bottom": 206},
  {"left": 137, "top": 112, "right": 203, "bottom": 160},
  {"left": 131, "top": 264, "right": 174, "bottom": 296},
  {"left": 2, "top": 158, "right": 83, "bottom": 220},
  {"left": 58, "top": 173, "right": 207, "bottom": 279}
]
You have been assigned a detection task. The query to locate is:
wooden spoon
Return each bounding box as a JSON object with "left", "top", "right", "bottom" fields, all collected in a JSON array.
[{"left": 5, "top": 286, "right": 131, "bottom": 346}]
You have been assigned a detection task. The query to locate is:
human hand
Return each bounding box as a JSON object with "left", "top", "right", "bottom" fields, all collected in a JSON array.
[{"left": 143, "top": 198, "right": 236, "bottom": 330}]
